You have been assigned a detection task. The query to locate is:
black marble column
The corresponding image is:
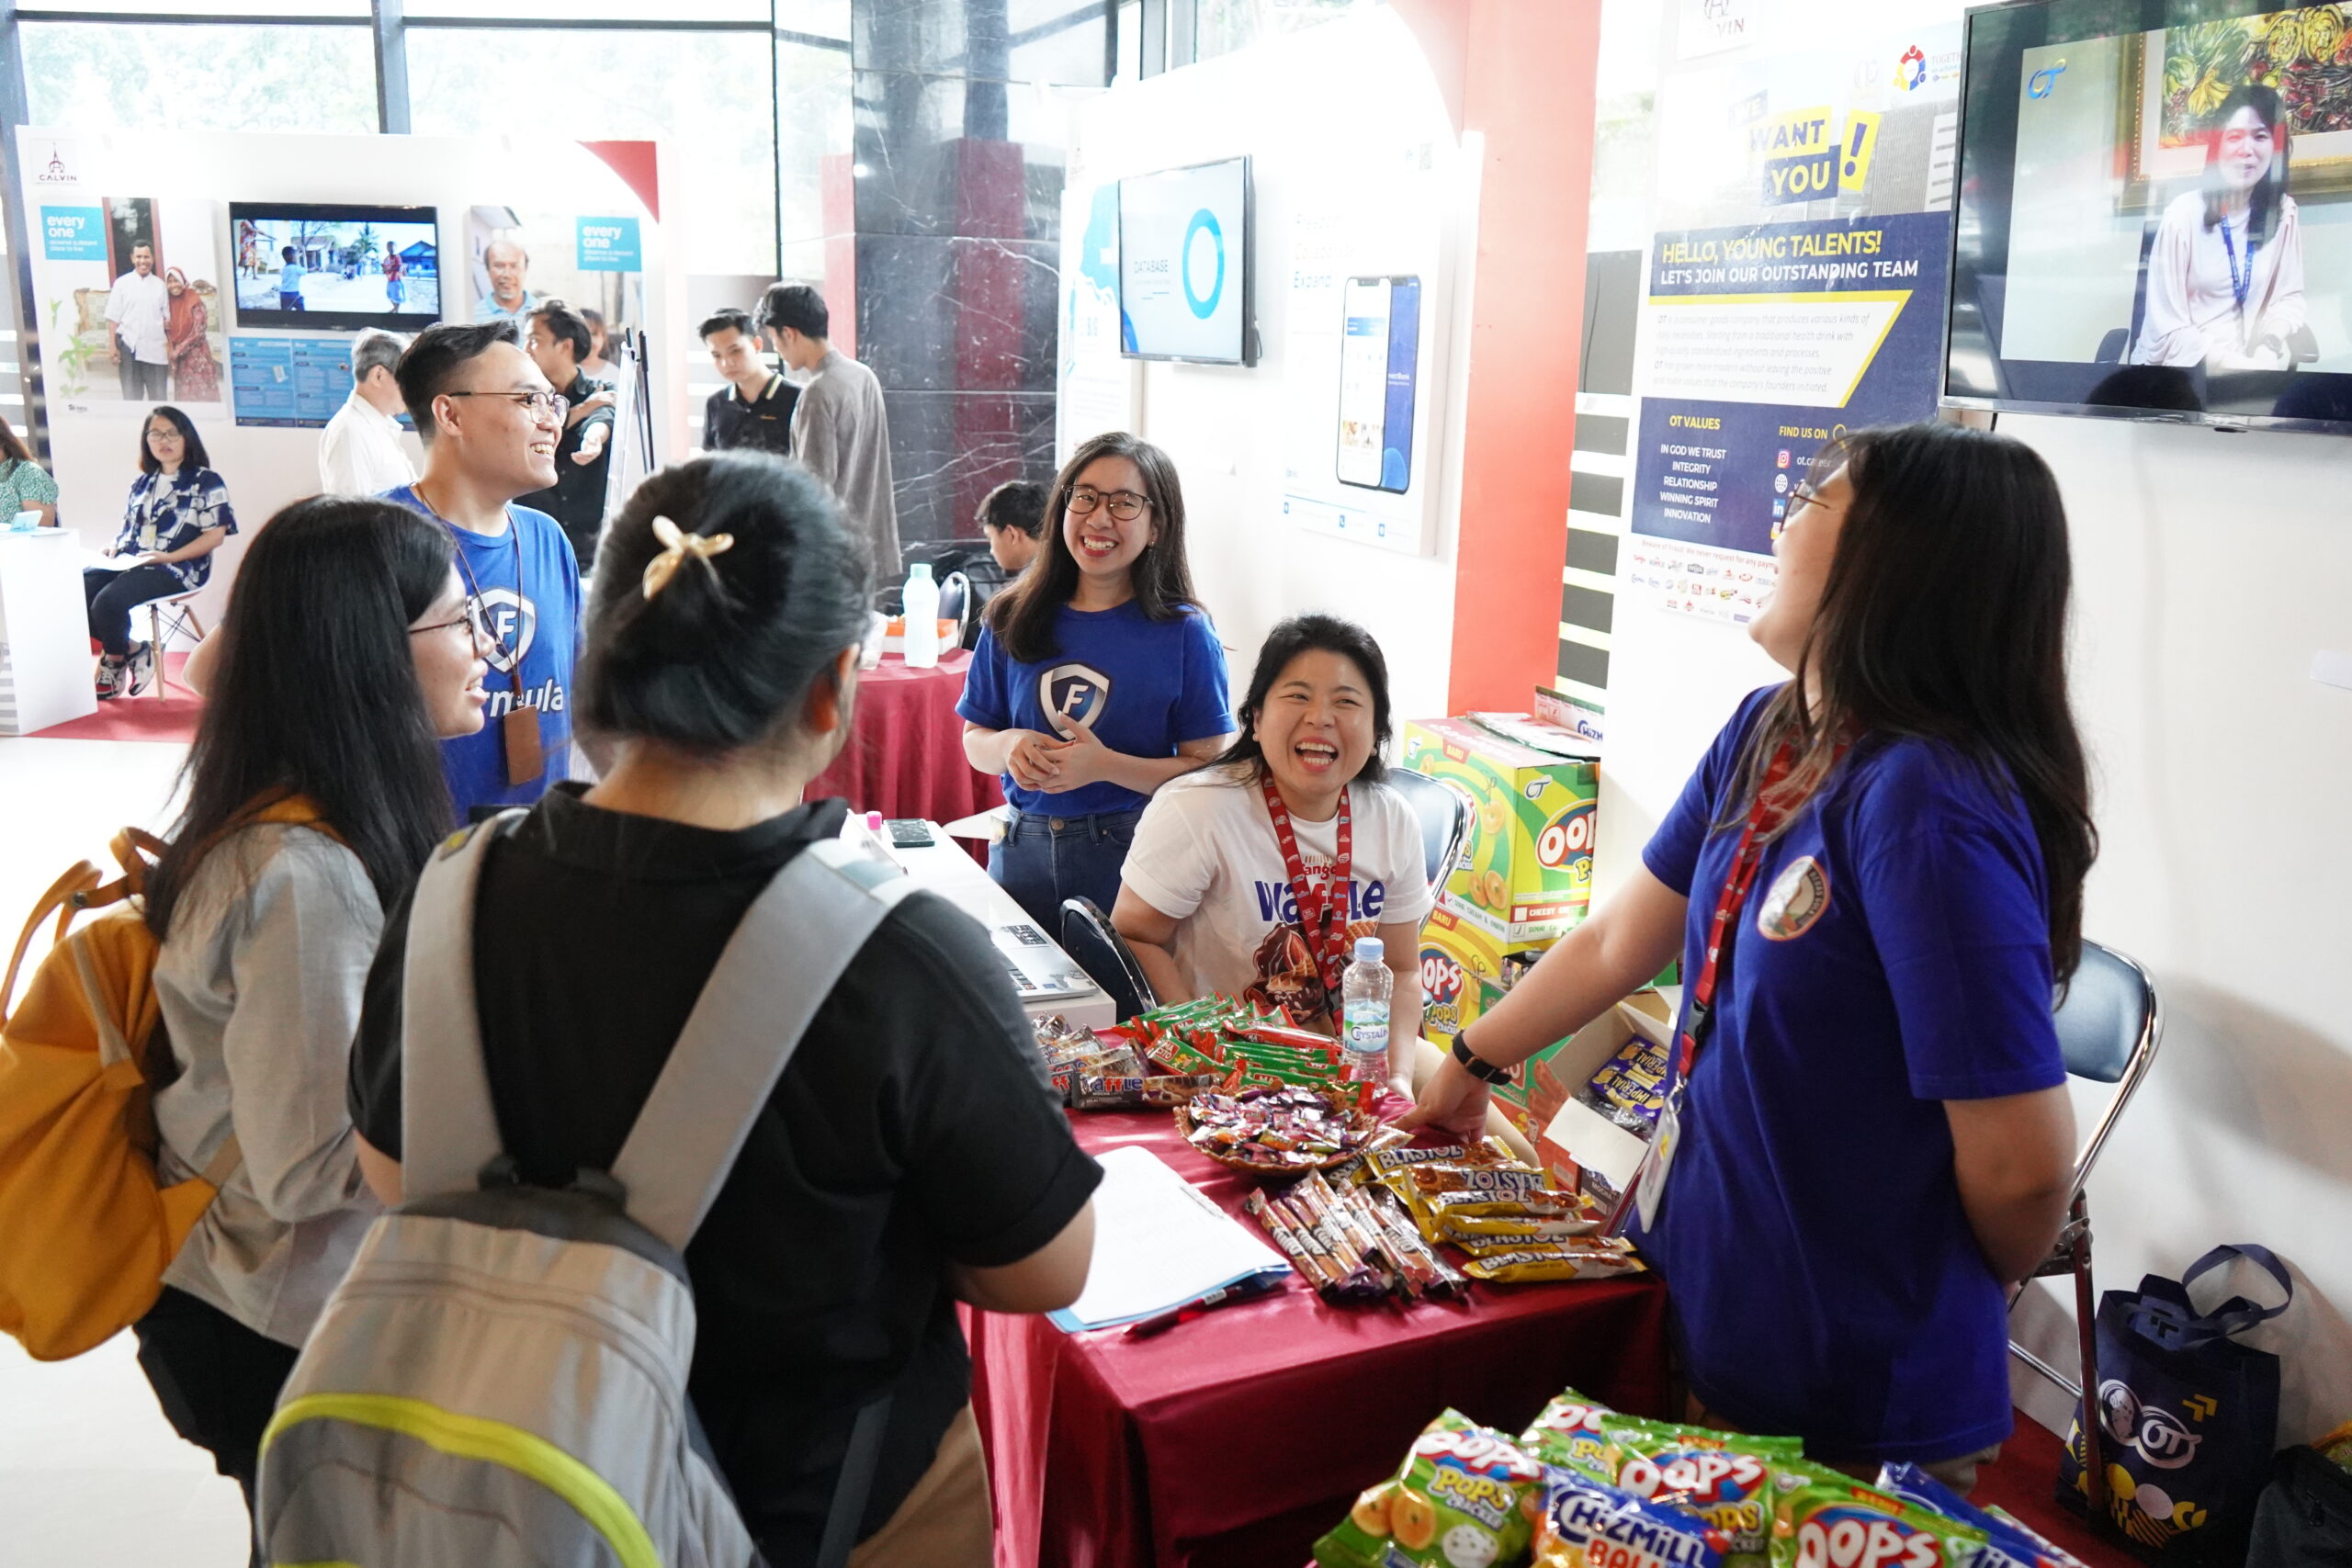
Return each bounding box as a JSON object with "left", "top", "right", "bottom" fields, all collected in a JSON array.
[{"left": 851, "top": 0, "right": 1108, "bottom": 547}]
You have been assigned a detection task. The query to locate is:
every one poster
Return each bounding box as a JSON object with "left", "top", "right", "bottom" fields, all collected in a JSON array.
[{"left": 1626, "top": 26, "right": 1962, "bottom": 625}]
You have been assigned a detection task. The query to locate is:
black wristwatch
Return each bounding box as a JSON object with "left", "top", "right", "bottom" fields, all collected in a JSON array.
[{"left": 1451, "top": 1030, "right": 1513, "bottom": 1085}]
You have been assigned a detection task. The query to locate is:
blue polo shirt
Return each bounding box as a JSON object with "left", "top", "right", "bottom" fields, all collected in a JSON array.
[
  {"left": 957, "top": 601, "right": 1233, "bottom": 818},
  {"left": 385, "top": 485, "right": 581, "bottom": 822},
  {"left": 1633, "top": 686, "right": 2067, "bottom": 1462}
]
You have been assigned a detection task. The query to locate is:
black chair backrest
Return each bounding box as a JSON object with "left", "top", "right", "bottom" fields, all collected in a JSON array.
[
  {"left": 1059, "top": 897, "right": 1156, "bottom": 1021},
  {"left": 937, "top": 571, "right": 968, "bottom": 632},
  {"left": 1382, "top": 767, "right": 1470, "bottom": 891}
]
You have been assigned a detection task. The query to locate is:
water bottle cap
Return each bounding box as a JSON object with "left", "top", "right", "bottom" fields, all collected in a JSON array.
[
  {"left": 908, "top": 562, "right": 933, "bottom": 581},
  {"left": 1353, "top": 937, "right": 1384, "bottom": 963},
  {"left": 865, "top": 811, "right": 885, "bottom": 830}
]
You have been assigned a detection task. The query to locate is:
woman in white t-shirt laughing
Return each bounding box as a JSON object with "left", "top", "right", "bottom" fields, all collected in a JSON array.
[{"left": 1114, "top": 615, "right": 1432, "bottom": 1038}]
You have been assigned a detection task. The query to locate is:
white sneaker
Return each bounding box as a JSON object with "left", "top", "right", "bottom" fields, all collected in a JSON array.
[
  {"left": 95, "top": 656, "right": 125, "bottom": 701},
  {"left": 124, "top": 642, "right": 155, "bottom": 697}
]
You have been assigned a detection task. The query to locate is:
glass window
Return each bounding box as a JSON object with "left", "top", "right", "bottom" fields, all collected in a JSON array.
[
  {"left": 1194, "top": 0, "right": 1379, "bottom": 63},
  {"left": 406, "top": 0, "right": 768, "bottom": 21},
  {"left": 17, "top": 0, "right": 368, "bottom": 15},
  {"left": 778, "top": 33, "right": 852, "bottom": 247},
  {"left": 21, "top": 22, "right": 378, "bottom": 134},
  {"left": 775, "top": 0, "right": 849, "bottom": 42},
  {"left": 408, "top": 26, "right": 779, "bottom": 275}
]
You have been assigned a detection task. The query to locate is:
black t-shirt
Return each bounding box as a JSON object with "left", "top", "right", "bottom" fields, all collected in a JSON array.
[
  {"left": 519, "top": 371, "right": 616, "bottom": 569},
  {"left": 347, "top": 784, "right": 1100, "bottom": 1562},
  {"left": 704, "top": 373, "right": 799, "bottom": 457}
]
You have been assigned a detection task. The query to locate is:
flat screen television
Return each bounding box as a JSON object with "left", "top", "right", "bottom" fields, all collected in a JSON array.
[
  {"left": 230, "top": 203, "right": 442, "bottom": 331},
  {"left": 1948, "top": 0, "right": 2352, "bottom": 431},
  {"left": 1119, "top": 156, "right": 1255, "bottom": 365}
]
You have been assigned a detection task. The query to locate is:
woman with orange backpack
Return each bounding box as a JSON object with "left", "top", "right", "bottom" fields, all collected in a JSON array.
[{"left": 131, "top": 496, "right": 491, "bottom": 1552}]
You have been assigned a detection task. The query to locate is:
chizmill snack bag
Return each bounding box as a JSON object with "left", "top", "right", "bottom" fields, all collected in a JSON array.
[
  {"left": 1316, "top": 1410, "right": 1547, "bottom": 1568},
  {"left": 1536, "top": 1467, "right": 1735, "bottom": 1568}
]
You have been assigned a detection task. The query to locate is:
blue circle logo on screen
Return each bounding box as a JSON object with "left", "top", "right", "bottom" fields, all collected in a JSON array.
[{"left": 1182, "top": 209, "right": 1226, "bottom": 320}]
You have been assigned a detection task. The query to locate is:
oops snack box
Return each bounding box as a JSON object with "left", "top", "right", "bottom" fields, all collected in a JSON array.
[{"left": 1401, "top": 718, "right": 1598, "bottom": 945}]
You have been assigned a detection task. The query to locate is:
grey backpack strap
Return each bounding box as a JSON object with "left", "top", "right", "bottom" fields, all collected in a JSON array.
[
  {"left": 609, "top": 840, "right": 917, "bottom": 1253},
  {"left": 398, "top": 814, "right": 525, "bottom": 1200}
]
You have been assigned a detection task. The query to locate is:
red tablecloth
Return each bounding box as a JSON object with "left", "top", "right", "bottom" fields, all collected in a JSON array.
[
  {"left": 969, "top": 1111, "right": 1672, "bottom": 1568},
  {"left": 808, "top": 650, "right": 1002, "bottom": 848}
]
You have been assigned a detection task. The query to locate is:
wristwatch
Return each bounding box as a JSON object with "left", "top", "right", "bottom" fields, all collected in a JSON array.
[{"left": 1450, "top": 1030, "right": 1513, "bottom": 1085}]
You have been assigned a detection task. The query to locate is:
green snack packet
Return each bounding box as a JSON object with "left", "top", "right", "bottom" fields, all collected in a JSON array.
[
  {"left": 1597, "top": 1418, "right": 1811, "bottom": 1568},
  {"left": 1769, "top": 1482, "right": 1989, "bottom": 1568},
  {"left": 1315, "top": 1408, "right": 1547, "bottom": 1568},
  {"left": 1518, "top": 1387, "right": 1617, "bottom": 1483}
]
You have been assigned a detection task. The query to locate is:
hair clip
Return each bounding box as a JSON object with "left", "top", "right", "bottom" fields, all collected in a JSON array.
[{"left": 641, "top": 514, "right": 735, "bottom": 600}]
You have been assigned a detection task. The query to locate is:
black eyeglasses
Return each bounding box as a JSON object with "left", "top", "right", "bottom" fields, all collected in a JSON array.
[
  {"left": 1788, "top": 480, "right": 1840, "bottom": 514},
  {"left": 1067, "top": 486, "right": 1150, "bottom": 522},
  {"left": 409, "top": 604, "right": 492, "bottom": 642},
  {"left": 444, "top": 390, "right": 569, "bottom": 421}
]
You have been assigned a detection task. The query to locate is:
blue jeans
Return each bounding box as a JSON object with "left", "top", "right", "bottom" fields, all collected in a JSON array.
[{"left": 989, "top": 806, "right": 1143, "bottom": 931}]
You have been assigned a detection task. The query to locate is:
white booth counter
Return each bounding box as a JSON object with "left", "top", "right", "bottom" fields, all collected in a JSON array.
[{"left": 0, "top": 529, "right": 96, "bottom": 735}]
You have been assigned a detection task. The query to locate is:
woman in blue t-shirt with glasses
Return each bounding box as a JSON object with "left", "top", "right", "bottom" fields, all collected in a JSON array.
[
  {"left": 959, "top": 431, "right": 1234, "bottom": 928},
  {"left": 1406, "top": 422, "right": 2092, "bottom": 1495}
]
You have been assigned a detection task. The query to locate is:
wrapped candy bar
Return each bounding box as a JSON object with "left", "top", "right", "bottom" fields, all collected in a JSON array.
[{"left": 1457, "top": 1238, "right": 1646, "bottom": 1283}]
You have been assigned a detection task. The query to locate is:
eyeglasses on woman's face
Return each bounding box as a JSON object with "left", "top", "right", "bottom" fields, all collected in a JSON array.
[
  {"left": 1065, "top": 486, "right": 1150, "bottom": 522},
  {"left": 409, "top": 600, "right": 492, "bottom": 646}
]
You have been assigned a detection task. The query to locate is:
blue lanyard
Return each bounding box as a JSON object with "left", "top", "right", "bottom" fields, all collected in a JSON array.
[{"left": 2220, "top": 219, "right": 2260, "bottom": 317}]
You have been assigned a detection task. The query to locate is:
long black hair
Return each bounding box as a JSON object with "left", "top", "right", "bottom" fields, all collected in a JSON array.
[
  {"left": 578, "top": 452, "right": 870, "bottom": 754},
  {"left": 2204, "top": 84, "right": 2290, "bottom": 243},
  {"left": 985, "top": 431, "right": 1203, "bottom": 663},
  {"left": 1212, "top": 614, "right": 1392, "bottom": 784},
  {"left": 0, "top": 417, "right": 34, "bottom": 468},
  {"left": 1731, "top": 423, "right": 2097, "bottom": 976},
  {"left": 144, "top": 498, "right": 458, "bottom": 938},
  {"left": 138, "top": 405, "right": 210, "bottom": 475}
]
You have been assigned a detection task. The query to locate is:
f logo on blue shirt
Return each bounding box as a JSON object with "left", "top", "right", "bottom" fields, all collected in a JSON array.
[
  {"left": 1038, "top": 662, "right": 1112, "bottom": 732},
  {"left": 478, "top": 588, "right": 537, "bottom": 677}
]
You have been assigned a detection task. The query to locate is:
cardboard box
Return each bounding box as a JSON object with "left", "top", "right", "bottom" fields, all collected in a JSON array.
[
  {"left": 1416, "top": 903, "right": 1510, "bottom": 1041},
  {"left": 1401, "top": 717, "right": 1599, "bottom": 944},
  {"left": 1485, "top": 991, "right": 1675, "bottom": 1195}
]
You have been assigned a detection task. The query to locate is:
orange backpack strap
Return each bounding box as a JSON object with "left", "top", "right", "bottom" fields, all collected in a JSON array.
[
  {"left": 107, "top": 829, "right": 168, "bottom": 898},
  {"left": 1, "top": 862, "right": 105, "bottom": 1028}
]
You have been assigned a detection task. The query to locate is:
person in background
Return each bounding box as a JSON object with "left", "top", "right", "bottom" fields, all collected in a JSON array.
[
  {"left": 579, "top": 306, "right": 619, "bottom": 389},
  {"left": 0, "top": 417, "right": 58, "bottom": 528},
  {"left": 1404, "top": 423, "right": 2088, "bottom": 1494},
  {"left": 276, "top": 247, "right": 306, "bottom": 312},
  {"left": 317, "top": 330, "right": 416, "bottom": 496},
  {"left": 756, "top": 283, "right": 899, "bottom": 575},
  {"left": 382, "top": 248, "right": 406, "bottom": 311},
  {"left": 473, "top": 237, "right": 537, "bottom": 325},
  {"left": 700, "top": 307, "right": 797, "bottom": 457},
  {"left": 1115, "top": 615, "right": 1430, "bottom": 1041},
  {"left": 959, "top": 431, "right": 1233, "bottom": 929},
  {"left": 105, "top": 241, "right": 171, "bottom": 400},
  {"left": 85, "top": 407, "right": 235, "bottom": 700},
  {"left": 387, "top": 321, "right": 581, "bottom": 821},
  {"left": 956, "top": 479, "right": 1045, "bottom": 648},
  {"left": 164, "top": 267, "right": 219, "bottom": 403},
  {"left": 134, "top": 496, "right": 486, "bottom": 1561},
  {"left": 2137, "top": 84, "right": 2306, "bottom": 371},
  {"left": 347, "top": 452, "right": 1099, "bottom": 1568},
  {"left": 520, "top": 299, "right": 617, "bottom": 571}
]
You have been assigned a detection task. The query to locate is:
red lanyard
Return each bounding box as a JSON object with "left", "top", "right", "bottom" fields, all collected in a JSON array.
[{"left": 1260, "top": 773, "right": 1353, "bottom": 1002}]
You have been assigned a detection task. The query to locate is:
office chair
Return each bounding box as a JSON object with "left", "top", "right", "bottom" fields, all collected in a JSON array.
[
  {"left": 1382, "top": 766, "right": 1472, "bottom": 891},
  {"left": 1059, "top": 897, "right": 1158, "bottom": 1022}
]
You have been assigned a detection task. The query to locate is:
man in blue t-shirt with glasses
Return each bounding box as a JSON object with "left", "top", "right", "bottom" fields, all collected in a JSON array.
[{"left": 386, "top": 320, "right": 582, "bottom": 822}]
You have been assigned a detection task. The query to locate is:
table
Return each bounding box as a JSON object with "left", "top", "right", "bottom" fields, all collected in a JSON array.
[
  {"left": 970, "top": 1111, "right": 1672, "bottom": 1568},
  {"left": 0, "top": 530, "right": 96, "bottom": 735},
  {"left": 809, "top": 650, "right": 1003, "bottom": 850}
]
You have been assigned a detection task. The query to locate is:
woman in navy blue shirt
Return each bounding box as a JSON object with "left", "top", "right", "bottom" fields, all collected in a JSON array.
[
  {"left": 1406, "top": 423, "right": 2092, "bottom": 1492},
  {"left": 85, "top": 406, "right": 236, "bottom": 699},
  {"left": 959, "top": 431, "right": 1234, "bottom": 928}
]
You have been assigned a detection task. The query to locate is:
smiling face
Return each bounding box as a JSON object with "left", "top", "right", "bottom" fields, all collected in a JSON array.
[
  {"left": 1748, "top": 461, "right": 1852, "bottom": 673},
  {"left": 145, "top": 415, "right": 185, "bottom": 472},
  {"left": 1060, "top": 455, "right": 1156, "bottom": 588},
  {"left": 435, "top": 341, "right": 560, "bottom": 494},
  {"left": 165, "top": 269, "right": 187, "bottom": 297},
  {"left": 1253, "top": 648, "right": 1377, "bottom": 813},
  {"left": 2218, "top": 105, "right": 2277, "bottom": 193},
  {"left": 409, "top": 569, "right": 491, "bottom": 738},
  {"left": 484, "top": 240, "right": 528, "bottom": 306},
  {"left": 130, "top": 244, "right": 153, "bottom": 276}
]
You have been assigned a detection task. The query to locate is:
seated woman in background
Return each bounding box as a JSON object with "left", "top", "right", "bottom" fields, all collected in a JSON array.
[
  {"left": 85, "top": 406, "right": 235, "bottom": 699},
  {"left": 1114, "top": 614, "right": 1430, "bottom": 1042},
  {"left": 2136, "top": 84, "right": 2305, "bottom": 371},
  {"left": 135, "top": 497, "right": 485, "bottom": 1556},
  {"left": 0, "top": 416, "right": 58, "bottom": 527}
]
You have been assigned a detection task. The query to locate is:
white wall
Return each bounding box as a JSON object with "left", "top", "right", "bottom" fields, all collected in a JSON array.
[
  {"left": 1600, "top": 0, "right": 2352, "bottom": 1444},
  {"left": 1065, "top": 10, "right": 1471, "bottom": 722}
]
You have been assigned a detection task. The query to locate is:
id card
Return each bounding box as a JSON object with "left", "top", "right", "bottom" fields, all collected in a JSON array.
[
  {"left": 1632, "top": 1101, "right": 1681, "bottom": 1233},
  {"left": 502, "top": 705, "right": 544, "bottom": 788},
  {"left": 138, "top": 524, "right": 159, "bottom": 552}
]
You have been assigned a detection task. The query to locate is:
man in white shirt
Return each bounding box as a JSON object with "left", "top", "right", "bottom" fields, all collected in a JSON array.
[
  {"left": 473, "top": 238, "right": 539, "bottom": 324},
  {"left": 104, "top": 243, "right": 171, "bottom": 401},
  {"left": 755, "top": 283, "right": 900, "bottom": 577},
  {"left": 318, "top": 330, "right": 418, "bottom": 495}
]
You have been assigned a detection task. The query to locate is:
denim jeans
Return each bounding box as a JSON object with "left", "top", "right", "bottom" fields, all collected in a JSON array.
[{"left": 989, "top": 806, "right": 1143, "bottom": 932}]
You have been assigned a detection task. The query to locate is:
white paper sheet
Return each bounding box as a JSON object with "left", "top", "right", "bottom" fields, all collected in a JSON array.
[{"left": 1048, "top": 1145, "right": 1289, "bottom": 1332}]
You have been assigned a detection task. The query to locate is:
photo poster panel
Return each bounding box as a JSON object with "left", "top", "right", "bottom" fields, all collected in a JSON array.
[
  {"left": 465, "top": 205, "right": 645, "bottom": 351},
  {"left": 1625, "top": 26, "right": 1962, "bottom": 626},
  {"left": 28, "top": 185, "right": 228, "bottom": 418},
  {"left": 1056, "top": 177, "right": 1136, "bottom": 463}
]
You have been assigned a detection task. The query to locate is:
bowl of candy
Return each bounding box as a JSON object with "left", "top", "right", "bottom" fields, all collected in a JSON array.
[{"left": 1177, "top": 1082, "right": 1382, "bottom": 1176}]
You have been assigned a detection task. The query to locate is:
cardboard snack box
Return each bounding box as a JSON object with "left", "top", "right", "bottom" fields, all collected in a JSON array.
[
  {"left": 1400, "top": 716, "right": 1599, "bottom": 944},
  {"left": 1495, "top": 991, "right": 1675, "bottom": 1196},
  {"left": 1417, "top": 903, "right": 1544, "bottom": 1041}
]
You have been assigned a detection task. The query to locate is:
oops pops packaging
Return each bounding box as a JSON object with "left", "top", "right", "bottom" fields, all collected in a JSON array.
[{"left": 1315, "top": 1410, "right": 1546, "bottom": 1568}]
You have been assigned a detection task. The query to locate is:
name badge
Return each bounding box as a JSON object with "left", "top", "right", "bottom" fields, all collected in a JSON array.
[
  {"left": 138, "top": 524, "right": 159, "bottom": 552},
  {"left": 1632, "top": 1100, "right": 1681, "bottom": 1233}
]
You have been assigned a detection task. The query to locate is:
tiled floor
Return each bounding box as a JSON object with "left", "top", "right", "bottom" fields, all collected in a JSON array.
[{"left": 0, "top": 736, "right": 255, "bottom": 1566}]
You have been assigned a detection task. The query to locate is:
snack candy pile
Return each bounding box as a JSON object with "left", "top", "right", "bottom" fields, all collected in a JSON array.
[
  {"left": 1185, "top": 1084, "right": 1380, "bottom": 1170},
  {"left": 1358, "top": 1142, "right": 1641, "bottom": 1285},
  {"left": 1316, "top": 1411, "right": 1548, "bottom": 1568},
  {"left": 1244, "top": 1169, "right": 1468, "bottom": 1304}
]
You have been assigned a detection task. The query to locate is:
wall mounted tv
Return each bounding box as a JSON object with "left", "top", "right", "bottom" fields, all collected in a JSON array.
[
  {"left": 1119, "top": 156, "right": 1255, "bottom": 365},
  {"left": 1948, "top": 0, "right": 2352, "bottom": 432},
  {"left": 230, "top": 202, "right": 442, "bottom": 331}
]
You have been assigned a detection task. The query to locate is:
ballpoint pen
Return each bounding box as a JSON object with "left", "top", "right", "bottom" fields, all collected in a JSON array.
[{"left": 1123, "top": 1269, "right": 1291, "bottom": 1338}]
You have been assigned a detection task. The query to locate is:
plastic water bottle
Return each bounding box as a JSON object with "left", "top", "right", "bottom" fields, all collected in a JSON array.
[
  {"left": 901, "top": 562, "right": 941, "bottom": 668},
  {"left": 1340, "top": 937, "right": 1393, "bottom": 1084}
]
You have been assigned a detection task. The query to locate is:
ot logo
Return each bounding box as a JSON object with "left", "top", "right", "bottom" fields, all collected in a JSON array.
[
  {"left": 1537, "top": 802, "right": 1597, "bottom": 870},
  {"left": 1419, "top": 949, "right": 1464, "bottom": 1004}
]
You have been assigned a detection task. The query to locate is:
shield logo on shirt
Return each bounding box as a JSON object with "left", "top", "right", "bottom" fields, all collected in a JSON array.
[
  {"left": 477, "top": 587, "right": 537, "bottom": 676},
  {"left": 1756, "top": 855, "right": 1830, "bottom": 942},
  {"left": 1037, "top": 662, "right": 1112, "bottom": 734}
]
